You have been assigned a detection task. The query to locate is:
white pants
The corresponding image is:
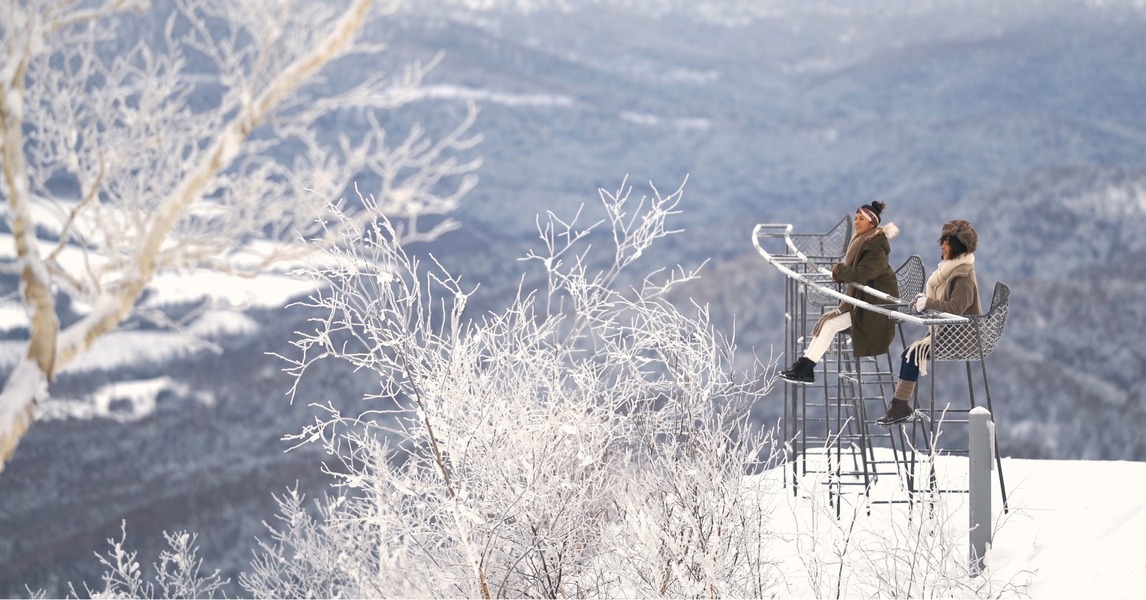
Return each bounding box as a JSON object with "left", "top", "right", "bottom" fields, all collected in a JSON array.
[{"left": 803, "top": 311, "right": 852, "bottom": 364}]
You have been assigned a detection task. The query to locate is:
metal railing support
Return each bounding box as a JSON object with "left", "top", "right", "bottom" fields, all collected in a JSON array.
[{"left": 968, "top": 406, "right": 994, "bottom": 575}]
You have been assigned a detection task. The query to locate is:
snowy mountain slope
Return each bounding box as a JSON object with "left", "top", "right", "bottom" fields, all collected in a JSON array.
[
  {"left": 410, "top": 0, "right": 1146, "bottom": 265},
  {"left": 957, "top": 167, "right": 1146, "bottom": 459},
  {"left": 3, "top": 0, "right": 1146, "bottom": 596},
  {"left": 0, "top": 303, "right": 379, "bottom": 596}
]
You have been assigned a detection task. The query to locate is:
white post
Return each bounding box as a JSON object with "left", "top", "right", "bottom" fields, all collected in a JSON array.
[{"left": 968, "top": 406, "right": 994, "bottom": 575}]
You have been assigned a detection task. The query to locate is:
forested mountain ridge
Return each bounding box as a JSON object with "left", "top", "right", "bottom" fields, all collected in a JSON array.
[{"left": 2, "top": 0, "right": 1145, "bottom": 595}]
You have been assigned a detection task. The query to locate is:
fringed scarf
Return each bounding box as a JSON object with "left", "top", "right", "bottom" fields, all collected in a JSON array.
[{"left": 905, "top": 252, "right": 975, "bottom": 376}]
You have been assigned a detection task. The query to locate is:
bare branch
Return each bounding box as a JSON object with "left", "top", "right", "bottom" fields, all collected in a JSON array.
[{"left": 260, "top": 179, "right": 781, "bottom": 597}]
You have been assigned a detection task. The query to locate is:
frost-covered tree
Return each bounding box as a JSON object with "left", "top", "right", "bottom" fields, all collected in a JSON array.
[
  {"left": 74, "top": 521, "right": 228, "bottom": 599},
  {"left": 234, "top": 181, "right": 781, "bottom": 597},
  {"left": 69, "top": 184, "right": 1034, "bottom": 599},
  {"left": 0, "top": 0, "right": 481, "bottom": 472}
]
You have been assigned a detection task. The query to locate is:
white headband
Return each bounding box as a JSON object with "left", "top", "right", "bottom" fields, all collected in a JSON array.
[{"left": 857, "top": 207, "right": 880, "bottom": 225}]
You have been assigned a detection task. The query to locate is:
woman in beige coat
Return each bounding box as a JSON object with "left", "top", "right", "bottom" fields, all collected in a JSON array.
[{"left": 877, "top": 219, "right": 982, "bottom": 425}]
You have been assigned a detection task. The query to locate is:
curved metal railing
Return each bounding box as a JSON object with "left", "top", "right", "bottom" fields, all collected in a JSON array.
[{"left": 752, "top": 223, "right": 968, "bottom": 327}]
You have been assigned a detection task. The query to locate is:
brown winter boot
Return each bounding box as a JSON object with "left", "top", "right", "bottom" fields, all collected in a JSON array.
[{"left": 876, "top": 398, "right": 915, "bottom": 425}]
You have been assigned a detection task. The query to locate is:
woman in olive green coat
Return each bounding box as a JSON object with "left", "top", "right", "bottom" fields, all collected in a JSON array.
[{"left": 780, "top": 201, "right": 900, "bottom": 384}]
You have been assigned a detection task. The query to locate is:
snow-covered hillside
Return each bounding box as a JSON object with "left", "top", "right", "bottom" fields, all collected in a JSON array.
[{"left": 3, "top": 0, "right": 1146, "bottom": 596}]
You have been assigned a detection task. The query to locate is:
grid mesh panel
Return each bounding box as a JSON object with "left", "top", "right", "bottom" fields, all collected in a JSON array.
[
  {"left": 895, "top": 255, "right": 925, "bottom": 300},
  {"left": 933, "top": 282, "right": 1010, "bottom": 361},
  {"left": 804, "top": 275, "right": 841, "bottom": 307},
  {"left": 791, "top": 217, "right": 850, "bottom": 307},
  {"left": 789, "top": 217, "right": 850, "bottom": 260}
]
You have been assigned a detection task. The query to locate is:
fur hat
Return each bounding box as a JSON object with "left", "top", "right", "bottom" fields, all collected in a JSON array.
[{"left": 940, "top": 219, "right": 978, "bottom": 254}]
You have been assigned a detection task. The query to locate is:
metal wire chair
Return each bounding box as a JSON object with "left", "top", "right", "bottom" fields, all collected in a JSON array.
[
  {"left": 933, "top": 282, "right": 1010, "bottom": 362},
  {"left": 895, "top": 255, "right": 926, "bottom": 300},
  {"left": 920, "top": 280, "right": 1012, "bottom": 513},
  {"left": 789, "top": 216, "right": 850, "bottom": 261},
  {"left": 789, "top": 217, "right": 850, "bottom": 307}
]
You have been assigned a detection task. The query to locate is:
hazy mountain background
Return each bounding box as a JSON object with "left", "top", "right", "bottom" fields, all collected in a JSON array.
[{"left": 2, "top": 0, "right": 1145, "bottom": 595}]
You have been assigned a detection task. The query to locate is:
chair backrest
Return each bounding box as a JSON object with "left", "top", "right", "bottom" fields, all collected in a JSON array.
[
  {"left": 789, "top": 216, "right": 850, "bottom": 263},
  {"left": 933, "top": 281, "right": 1011, "bottom": 362},
  {"left": 791, "top": 216, "right": 850, "bottom": 307},
  {"left": 895, "top": 255, "right": 925, "bottom": 300}
]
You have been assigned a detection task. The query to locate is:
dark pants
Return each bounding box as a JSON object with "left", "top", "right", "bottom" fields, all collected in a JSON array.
[{"left": 899, "top": 346, "right": 925, "bottom": 382}]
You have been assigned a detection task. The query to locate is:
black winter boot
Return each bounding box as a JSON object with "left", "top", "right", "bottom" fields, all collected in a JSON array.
[
  {"left": 876, "top": 399, "right": 915, "bottom": 425},
  {"left": 780, "top": 356, "right": 816, "bottom": 384}
]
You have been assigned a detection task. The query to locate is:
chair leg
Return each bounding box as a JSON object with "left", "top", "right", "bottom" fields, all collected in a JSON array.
[
  {"left": 985, "top": 380, "right": 1009, "bottom": 513},
  {"left": 976, "top": 326, "right": 1010, "bottom": 514}
]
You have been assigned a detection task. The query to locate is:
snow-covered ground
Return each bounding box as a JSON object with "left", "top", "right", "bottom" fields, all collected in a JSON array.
[
  {"left": 759, "top": 450, "right": 1146, "bottom": 598},
  {"left": 989, "top": 458, "right": 1146, "bottom": 599}
]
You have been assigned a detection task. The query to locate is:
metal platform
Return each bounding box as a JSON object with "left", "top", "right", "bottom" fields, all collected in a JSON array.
[{"left": 752, "top": 218, "right": 1010, "bottom": 516}]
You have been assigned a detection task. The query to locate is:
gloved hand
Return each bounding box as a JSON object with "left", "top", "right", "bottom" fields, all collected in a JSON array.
[{"left": 912, "top": 293, "right": 927, "bottom": 314}]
